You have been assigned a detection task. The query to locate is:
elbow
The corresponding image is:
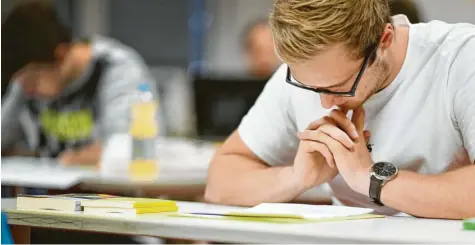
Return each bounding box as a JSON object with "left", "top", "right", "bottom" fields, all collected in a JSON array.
[
  {"left": 204, "top": 168, "right": 236, "bottom": 205},
  {"left": 204, "top": 169, "right": 230, "bottom": 204},
  {"left": 204, "top": 183, "right": 223, "bottom": 204}
]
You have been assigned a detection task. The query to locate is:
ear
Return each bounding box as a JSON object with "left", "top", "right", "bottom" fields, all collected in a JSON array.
[
  {"left": 379, "top": 23, "right": 395, "bottom": 52},
  {"left": 54, "top": 43, "right": 70, "bottom": 62}
]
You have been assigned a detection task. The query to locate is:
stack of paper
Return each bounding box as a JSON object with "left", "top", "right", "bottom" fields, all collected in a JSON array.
[
  {"left": 82, "top": 197, "right": 178, "bottom": 215},
  {"left": 16, "top": 194, "right": 116, "bottom": 212},
  {"left": 180, "top": 203, "right": 377, "bottom": 222},
  {"left": 227, "top": 203, "right": 374, "bottom": 219}
]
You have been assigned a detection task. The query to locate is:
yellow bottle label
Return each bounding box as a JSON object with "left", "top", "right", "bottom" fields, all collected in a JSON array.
[
  {"left": 129, "top": 102, "right": 158, "bottom": 138},
  {"left": 129, "top": 159, "right": 159, "bottom": 182}
]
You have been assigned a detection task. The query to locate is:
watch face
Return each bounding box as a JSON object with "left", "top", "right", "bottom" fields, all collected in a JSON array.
[{"left": 372, "top": 162, "right": 397, "bottom": 179}]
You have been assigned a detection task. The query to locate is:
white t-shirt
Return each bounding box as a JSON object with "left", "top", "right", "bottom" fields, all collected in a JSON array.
[{"left": 238, "top": 16, "right": 475, "bottom": 214}]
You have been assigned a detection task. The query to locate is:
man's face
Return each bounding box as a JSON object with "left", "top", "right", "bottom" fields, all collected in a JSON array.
[
  {"left": 289, "top": 44, "right": 389, "bottom": 110},
  {"left": 245, "top": 24, "right": 281, "bottom": 78}
]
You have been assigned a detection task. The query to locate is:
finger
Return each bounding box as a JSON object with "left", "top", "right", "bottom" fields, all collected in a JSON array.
[
  {"left": 301, "top": 140, "right": 335, "bottom": 168},
  {"left": 351, "top": 106, "right": 366, "bottom": 134},
  {"left": 337, "top": 107, "right": 349, "bottom": 116},
  {"left": 320, "top": 132, "right": 349, "bottom": 165},
  {"left": 297, "top": 124, "right": 355, "bottom": 150},
  {"left": 306, "top": 116, "right": 335, "bottom": 130},
  {"left": 329, "top": 109, "right": 359, "bottom": 140},
  {"left": 305, "top": 131, "right": 348, "bottom": 167},
  {"left": 363, "top": 130, "right": 371, "bottom": 143}
]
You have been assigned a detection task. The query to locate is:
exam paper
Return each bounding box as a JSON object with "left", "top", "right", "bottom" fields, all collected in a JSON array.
[
  {"left": 185, "top": 203, "right": 374, "bottom": 219},
  {"left": 241, "top": 203, "right": 374, "bottom": 219}
]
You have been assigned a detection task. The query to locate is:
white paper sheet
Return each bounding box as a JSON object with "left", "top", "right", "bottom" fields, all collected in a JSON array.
[
  {"left": 182, "top": 202, "right": 374, "bottom": 219},
  {"left": 1, "top": 157, "right": 97, "bottom": 189}
]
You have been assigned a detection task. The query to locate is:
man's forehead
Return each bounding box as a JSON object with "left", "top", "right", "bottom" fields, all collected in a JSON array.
[{"left": 290, "top": 49, "right": 361, "bottom": 86}]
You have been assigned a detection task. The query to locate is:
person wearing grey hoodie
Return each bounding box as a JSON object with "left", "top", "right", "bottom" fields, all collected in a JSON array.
[{"left": 1, "top": 1, "right": 159, "bottom": 166}]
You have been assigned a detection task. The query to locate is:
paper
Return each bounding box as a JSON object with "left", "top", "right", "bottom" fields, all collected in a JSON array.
[
  {"left": 188, "top": 203, "right": 374, "bottom": 219},
  {"left": 239, "top": 203, "right": 373, "bottom": 219},
  {"left": 176, "top": 201, "right": 245, "bottom": 214},
  {"left": 1, "top": 157, "right": 97, "bottom": 189},
  {"left": 171, "top": 212, "right": 384, "bottom": 224}
]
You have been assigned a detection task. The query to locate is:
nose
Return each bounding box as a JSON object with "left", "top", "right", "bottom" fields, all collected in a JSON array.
[{"left": 320, "top": 94, "right": 335, "bottom": 109}]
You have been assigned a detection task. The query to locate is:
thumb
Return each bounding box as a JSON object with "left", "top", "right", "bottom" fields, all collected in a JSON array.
[
  {"left": 363, "top": 130, "right": 371, "bottom": 143},
  {"left": 351, "top": 106, "right": 366, "bottom": 133}
]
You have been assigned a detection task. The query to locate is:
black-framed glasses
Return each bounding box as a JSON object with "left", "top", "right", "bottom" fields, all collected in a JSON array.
[{"left": 286, "top": 44, "right": 379, "bottom": 97}]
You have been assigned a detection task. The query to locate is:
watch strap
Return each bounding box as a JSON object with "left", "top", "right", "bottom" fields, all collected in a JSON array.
[{"left": 369, "top": 175, "right": 384, "bottom": 206}]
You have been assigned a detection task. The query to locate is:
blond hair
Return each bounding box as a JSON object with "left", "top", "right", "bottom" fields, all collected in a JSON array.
[{"left": 269, "top": 0, "right": 391, "bottom": 63}]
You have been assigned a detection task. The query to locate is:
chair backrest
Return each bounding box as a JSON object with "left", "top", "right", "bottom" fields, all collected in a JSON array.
[
  {"left": 192, "top": 75, "right": 268, "bottom": 140},
  {"left": 1, "top": 212, "right": 14, "bottom": 244}
]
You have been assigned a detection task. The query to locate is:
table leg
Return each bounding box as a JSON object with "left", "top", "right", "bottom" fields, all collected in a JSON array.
[{"left": 11, "top": 225, "right": 31, "bottom": 244}]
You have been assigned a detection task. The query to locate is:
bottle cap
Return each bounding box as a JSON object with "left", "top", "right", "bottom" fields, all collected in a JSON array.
[{"left": 138, "top": 83, "right": 150, "bottom": 92}]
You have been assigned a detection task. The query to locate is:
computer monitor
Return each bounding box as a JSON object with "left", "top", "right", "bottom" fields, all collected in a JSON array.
[{"left": 193, "top": 75, "right": 269, "bottom": 140}]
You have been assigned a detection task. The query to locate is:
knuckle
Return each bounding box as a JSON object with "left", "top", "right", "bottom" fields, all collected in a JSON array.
[
  {"left": 330, "top": 109, "right": 339, "bottom": 117},
  {"left": 323, "top": 116, "right": 334, "bottom": 124}
]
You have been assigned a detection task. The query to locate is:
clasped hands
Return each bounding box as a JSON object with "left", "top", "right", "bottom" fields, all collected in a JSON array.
[{"left": 295, "top": 107, "right": 373, "bottom": 195}]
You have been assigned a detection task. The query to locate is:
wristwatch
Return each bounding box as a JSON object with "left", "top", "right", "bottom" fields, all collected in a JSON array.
[{"left": 369, "top": 162, "right": 399, "bottom": 206}]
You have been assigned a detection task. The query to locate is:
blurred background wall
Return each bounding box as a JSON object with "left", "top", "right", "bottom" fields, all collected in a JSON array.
[{"left": 2, "top": 0, "right": 474, "bottom": 74}]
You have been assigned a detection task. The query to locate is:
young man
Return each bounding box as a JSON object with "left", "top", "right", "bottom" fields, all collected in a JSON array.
[
  {"left": 1, "top": 1, "right": 159, "bottom": 165},
  {"left": 206, "top": 0, "right": 475, "bottom": 219},
  {"left": 242, "top": 19, "right": 282, "bottom": 78}
]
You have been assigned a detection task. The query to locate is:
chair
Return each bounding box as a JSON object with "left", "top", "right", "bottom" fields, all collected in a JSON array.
[{"left": 1, "top": 212, "right": 14, "bottom": 244}]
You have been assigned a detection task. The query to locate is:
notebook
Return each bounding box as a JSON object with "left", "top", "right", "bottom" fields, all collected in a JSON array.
[
  {"left": 81, "top": 197, "right": 176, "bottom": 209},
  {"left": 16, "top": 194, "right": 115, "bottom": 212},
  {"left": 83, "top": 205, "right": 178, "bottom": 215}
]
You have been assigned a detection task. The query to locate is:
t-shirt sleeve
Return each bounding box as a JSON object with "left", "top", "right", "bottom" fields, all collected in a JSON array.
[
  {"left": 97, "top": 60, "right": 161, "bottom": 141},
  {"left": 449, "top": 37, "right": 475, "bottom": 163},
  {"left": 238, "top": 65, "right": 299, "bottom": 166}
]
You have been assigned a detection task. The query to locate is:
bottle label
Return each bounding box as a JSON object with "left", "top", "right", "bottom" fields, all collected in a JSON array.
[{"left": 131, "top": 139, "right": 156, "bottom": 160}]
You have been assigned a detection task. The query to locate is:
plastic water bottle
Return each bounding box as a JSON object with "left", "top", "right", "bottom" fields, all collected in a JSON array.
[{"left": 129, "top": 83, "right": 159, "bottom": 181}]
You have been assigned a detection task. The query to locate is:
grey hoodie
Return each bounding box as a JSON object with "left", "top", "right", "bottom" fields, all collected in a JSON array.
[{"left": 1, "top": 36, "right": 160, "bottom": 157}]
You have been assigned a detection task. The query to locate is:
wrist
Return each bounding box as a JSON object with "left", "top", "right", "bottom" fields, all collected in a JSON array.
[
  {"left": 279, "top": 166, "right": 309, "bottom": 194},
  {"left": 355, "top": 169, "right": 371, "bottom": 195}
]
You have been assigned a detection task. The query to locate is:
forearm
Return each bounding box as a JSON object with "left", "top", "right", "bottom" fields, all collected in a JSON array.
[
  {"left": 1, "top": 83, "right": 25, "bottom": 150},
  {"left": 381, "top": 165, "right": 475, "bottom": 219},
  {"left": 59, "top": 142, "right": 102, "bottom": 166},
  {"left": 205, "top": 154, "right": 305, "bottom": 207}
]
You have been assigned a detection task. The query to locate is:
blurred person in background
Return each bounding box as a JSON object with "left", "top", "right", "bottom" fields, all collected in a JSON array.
[
  {"left": 206, "top": 0, "right": 475, "bottom": 219},
  {"left": 1, "top": 0, "right": 159, "bottom": 166},
  {"left": 242, "top": 18, "right": 281, "bottom": 79},
  {"left": 389, "top": 0, "right": 422, "bottom": 23}
]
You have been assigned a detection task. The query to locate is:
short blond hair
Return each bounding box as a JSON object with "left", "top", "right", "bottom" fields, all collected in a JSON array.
[{"left": 269, "top": 0, "right": 391, "bottom": 63}]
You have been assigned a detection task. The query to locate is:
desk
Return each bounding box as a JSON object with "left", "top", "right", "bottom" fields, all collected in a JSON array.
[
  {"left": 1, "top": 157, "right": 207, "bottom": 197},
  {"left": 3, "top": 199, "right": 474, "bottom": 244},
  {"left": 1, "top": 157, "right": 331, "bottom": 203}
]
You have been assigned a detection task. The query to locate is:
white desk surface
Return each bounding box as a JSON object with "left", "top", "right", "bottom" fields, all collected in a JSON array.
[
  {"left": 2, "top": 199, "right": 474, "bottom": 244},
  {"left": 1, "top": 157, "right": 207, "bottom": 189},
  {"left": 1, "top": 157, "right": 331, "bottom": 201}
]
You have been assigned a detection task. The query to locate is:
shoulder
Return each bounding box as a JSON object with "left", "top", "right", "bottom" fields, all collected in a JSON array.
[
  {"left": 92, "top": 36, "right": 157, "bottom": 96},
  {"left": 263, "top": 64, "right": 289, "bottom": 93},
  {"left": 412, "top": 20, "right": 475, "bottom": 55},
  {"left": 93, "top": 36, "right": 150, "bottom": 73},
  {"left": 412, "top": 21, "right": 475, "bottom": 87}
]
